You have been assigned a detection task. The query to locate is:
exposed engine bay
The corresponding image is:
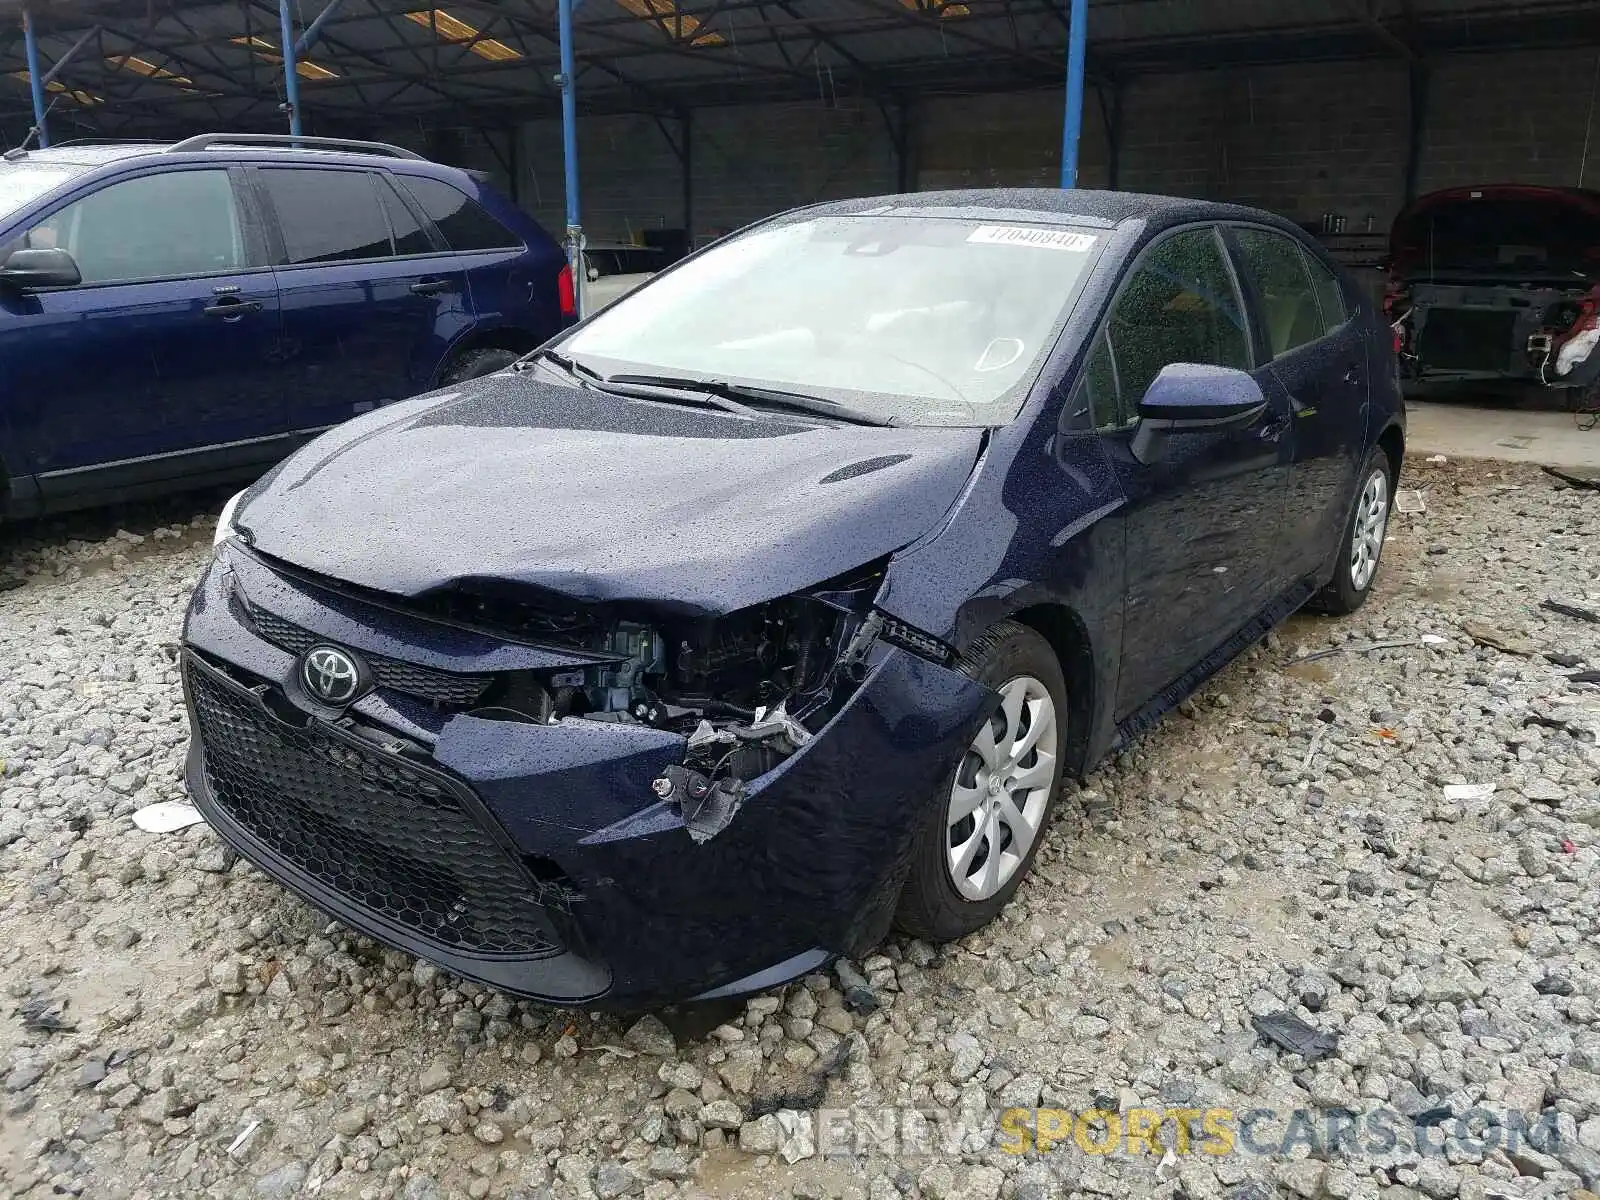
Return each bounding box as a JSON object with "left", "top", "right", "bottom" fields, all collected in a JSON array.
[{"left": 454, "top": 579, "right": 887, "bottom": 841}]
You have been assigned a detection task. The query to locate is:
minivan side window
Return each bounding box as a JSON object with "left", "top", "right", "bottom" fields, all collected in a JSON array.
[
  {"left": 398, "top": 176, "right": 521, "bottom": 252},
  {"left": 1304, "top": 252, "right": 1349, "bottom": 335},
  {"left": 260, "top": 168, "right": 394, "bottom": 265},
  {"left": 1106, "top": 227, "right": 1252, "bottom": 408},
  {"left": 1234, "top": 227, "right": 1324, "bottom": 359},
  {"left": 2, "top": 168, "right": 244, "bottom": 284}
]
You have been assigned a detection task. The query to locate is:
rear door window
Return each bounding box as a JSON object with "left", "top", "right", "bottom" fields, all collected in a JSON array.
[
  {"left": 260, "top": 168, "right": 394, "bottom": 265},
  {"left": 1303, "top": 253, "right": 1349, "bottom": 335},
  {"left": 397, "top": 176, "right": 521, "bottom": 251},
  {"left": 1105, "top": 226, "right": 1252, "bottom": 406},
  {"left": 1233, "top": 227, "right": 1325, "bottom": 358}
]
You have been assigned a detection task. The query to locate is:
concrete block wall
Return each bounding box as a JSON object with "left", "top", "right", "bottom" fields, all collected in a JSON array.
[
  {"left": 398, "top": 45, "right": 1600, "bottom": 245},
  {"left": 509, "top": 100, "right": 898, "bottom": 242},
  {"left": 1419, "top": 47, "right": 1600, "bottom": 194}
]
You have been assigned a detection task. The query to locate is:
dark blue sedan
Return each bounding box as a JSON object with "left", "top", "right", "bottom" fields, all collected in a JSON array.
[{"left": 183, "top": 189, "right": 1404, "bottom": 1009}]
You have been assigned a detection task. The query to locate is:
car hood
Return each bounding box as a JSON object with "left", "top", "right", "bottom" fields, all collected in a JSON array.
[{"left": 239, "top": 373, "right": 984, "bottom": 615}]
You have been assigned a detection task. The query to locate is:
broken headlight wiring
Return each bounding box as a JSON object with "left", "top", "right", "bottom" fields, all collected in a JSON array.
[{"left": 452, "top": 563, "right": 896, "bottom": 839}]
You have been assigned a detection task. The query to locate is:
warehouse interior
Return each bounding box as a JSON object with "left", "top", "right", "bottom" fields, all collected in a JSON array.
[{"left": 2, "top": 1, "right": 1599, "bottom": 268}]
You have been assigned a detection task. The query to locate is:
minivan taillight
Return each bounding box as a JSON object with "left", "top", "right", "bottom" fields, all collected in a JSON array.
[{"left": 558, "top": 264, "right": 576, "bottom": 320}]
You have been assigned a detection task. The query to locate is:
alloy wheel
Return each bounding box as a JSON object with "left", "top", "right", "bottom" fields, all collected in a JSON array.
[
  {"left": 1349, "top": 468, "right": 1389, "bottom": 592},
  {"left": 946, "top": 675, "right": 1058, "bottom": 902}
]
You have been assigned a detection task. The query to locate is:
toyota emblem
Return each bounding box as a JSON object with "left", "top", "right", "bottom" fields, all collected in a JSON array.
[{"left": 301, "top": 645, "right": 366, "bottom": 706}]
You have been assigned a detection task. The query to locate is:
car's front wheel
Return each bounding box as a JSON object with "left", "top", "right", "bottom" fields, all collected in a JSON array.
[
  {"left": 1308, "top": 446, "right": 1394, "bottom": 616},
  {"left": 895, "top": 621, "right": 1067, "bottom": 942}
]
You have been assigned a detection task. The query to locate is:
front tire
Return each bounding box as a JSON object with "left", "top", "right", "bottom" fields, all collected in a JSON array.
[
  {"left": 895, "top": 621, "right": 1067, "bottom": 942},
  {"left": 1307, "top": 447, "right": 1394, "bottom": 616}
]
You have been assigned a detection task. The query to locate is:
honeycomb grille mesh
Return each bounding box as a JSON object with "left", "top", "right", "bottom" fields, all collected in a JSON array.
[
  {"left": 246, "top": 603, "right": 492, "bottom": 707},
  {"left": 187, "top": 656, "right": 560, "bottom": 958}
]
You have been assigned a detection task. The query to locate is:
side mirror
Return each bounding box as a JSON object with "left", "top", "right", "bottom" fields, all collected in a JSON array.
[
  {"left": 0, "top": 247, "right": 81, "bottom": 290},
  {"left": 1130, "top": 363, "right": 1266, "bottom": 465}
]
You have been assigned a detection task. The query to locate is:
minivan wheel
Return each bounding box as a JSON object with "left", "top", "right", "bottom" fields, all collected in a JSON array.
[
  {"left": 440, "top": 347, "right": 520, "bottom": 384},
  {"left": 1307, "top": 447, "right": 1394, "bottom": 616},
  {"left": 895, "top": 621, "right": 1067, "bottom": 942}
]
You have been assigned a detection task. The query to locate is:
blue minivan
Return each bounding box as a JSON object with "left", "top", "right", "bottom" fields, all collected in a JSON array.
[{"left": 0, "top": 134, "right": 572, "bottom": 519}]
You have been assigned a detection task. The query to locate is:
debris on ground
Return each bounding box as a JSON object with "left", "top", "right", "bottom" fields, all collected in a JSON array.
[
  {"left": 16, "top": 996, "right": 75, "bottom": 1034},
  {"left": 1284, "top": 635, "right": 1437, "bottom": 666},
  {"left": 1543, "top": 597, "right": 1600, "bottom": 623},
  {"left": 1460, "top": 619, "right": 1538, "bottom": 655},
  {"left": 1542, "top": 463, "right": 1600, "bottom": 489},
  {"left": 1394, "top": 488, "right": 1427, "bottom": 514},
  {"left": 1251, "top": 1011, "right": 1339, "bottom": 1061},
  {"left": 1443, "top": 782, "right": 1496, "bottom": 801},
  {"left": 130, "top": 801, "right": 205, "bottom": 833}
]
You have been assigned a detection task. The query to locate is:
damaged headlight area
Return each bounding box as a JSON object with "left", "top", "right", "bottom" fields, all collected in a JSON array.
[{"left": 442, "top": 564, "right": 916, "bottom": 841}]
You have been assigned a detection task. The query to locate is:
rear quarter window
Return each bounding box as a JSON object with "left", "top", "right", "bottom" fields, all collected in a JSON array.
[
  {"left": 1304, "top": 253, "right": 1349, "bottom": 334},
  {"left": 398, "top": 175, "right": 522, "bottom": 252}
]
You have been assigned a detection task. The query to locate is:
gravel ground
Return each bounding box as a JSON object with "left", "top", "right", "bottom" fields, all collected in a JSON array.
[{"left": 2, "top": 458, "right": 1598, "bottom": 1200}]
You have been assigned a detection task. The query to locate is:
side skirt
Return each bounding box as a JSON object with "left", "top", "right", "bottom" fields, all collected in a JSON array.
[{"left": 1108, "top": 577, "right": 1318, "bottom": 750}]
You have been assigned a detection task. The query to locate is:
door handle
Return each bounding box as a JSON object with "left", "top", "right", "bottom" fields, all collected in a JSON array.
[
  {"left": 202, "top": 298, "right": 263, "bottom": 318},
  {"left": 409, "top": 278, "right": 457, "bottom": 296}
]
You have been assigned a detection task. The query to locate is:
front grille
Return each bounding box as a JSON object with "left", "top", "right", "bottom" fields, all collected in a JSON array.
[
  {"left": 245, "top": 603, "right": 492, "bottom": 708},
  {"left": 186, "top": 655, "right": 561, "bottom": 958}
]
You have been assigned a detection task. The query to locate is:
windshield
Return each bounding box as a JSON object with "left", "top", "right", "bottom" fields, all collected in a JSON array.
[
  {"left": 1393, "top": 195, "right": 1600, "bottom": 280},
  {"left": 0, "top": 162, "right": 86, "bottom": 227},
  {"left": 561, "top": 214, "right": 1104, "bottom": 426}
]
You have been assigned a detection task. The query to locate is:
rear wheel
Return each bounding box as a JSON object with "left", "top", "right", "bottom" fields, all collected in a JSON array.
[
  {"left": 440, "top": 347, "right": 520, "bottom": 385},
  {"left": 895, "top": 621, "right": 1067, "bottom": 942},
  {"left": 1307, "top": 447, "right": 1393, "bottom": 616}
]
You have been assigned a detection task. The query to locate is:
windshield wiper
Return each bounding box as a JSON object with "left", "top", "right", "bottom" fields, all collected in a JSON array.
[
  {"left": 516, "top": 347, "right": 606, "bottom": 387},
  {"left": 609, "top": 374, "right": 896, "bottom": 427}
]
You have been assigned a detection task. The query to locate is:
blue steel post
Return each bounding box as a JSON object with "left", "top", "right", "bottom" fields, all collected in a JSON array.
[
  {"left": 295, "top": 0, "right": 348, "bottom": 54},
  {"left": 1060, "top": 0, "right": 1088, "bottom": 189},
  {"left": 278, "top": 0, "right": 303, "bottom": 138},
  {"left": 557, "top": 0, "right": 584, "bottom": 316},
  {"left": 22, "top": 8, "right": 49, "bottom": 148}
]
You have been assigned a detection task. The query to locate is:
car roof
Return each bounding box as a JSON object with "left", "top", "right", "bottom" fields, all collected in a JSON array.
[{"left": 797, "top": 188, "right": 1304, "bottom": 235}]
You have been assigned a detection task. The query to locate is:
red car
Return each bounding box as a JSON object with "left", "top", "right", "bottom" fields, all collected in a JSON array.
[{"left": 1386, "top": 184, "right": 1600, "bottom": 390}]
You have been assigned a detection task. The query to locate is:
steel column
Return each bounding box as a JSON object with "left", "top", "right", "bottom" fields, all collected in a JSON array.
[
  {"left": 295, "top": 0, "right": 348, "bottom": 55},
  {"left": 40, "top": 24, "right": 101, "bottom": 88},
  {"left": 278, "top": 0, "right": 303, "bottom": 137},
  {"left": 1060, "top": 0, "right": 1088, "bottom": 189},
  {"left": 558, "top": 0, "right": 584, "bottom": 315},
  {"left": 21, "top": 8, "right": 48, "bottom": 148}
]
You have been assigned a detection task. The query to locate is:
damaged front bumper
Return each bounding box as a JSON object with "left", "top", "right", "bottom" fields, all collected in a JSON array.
[
  {"left": 181, "top": 549, "right": 991, "bottom": 1009},
  {"left": 1401, "top": 281, "right": 1600, "bottom": 388}
]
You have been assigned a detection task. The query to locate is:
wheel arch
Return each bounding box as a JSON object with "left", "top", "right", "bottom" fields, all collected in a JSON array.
[
  {"left": 1376, "top": 420, "right": 1405, "bottom": 484},
  {"left": 433, "top": 325, "right": 545, "bottom": 385},
  {"left": 1003, "top": 602, "right": 1099, "bottom": 778}
]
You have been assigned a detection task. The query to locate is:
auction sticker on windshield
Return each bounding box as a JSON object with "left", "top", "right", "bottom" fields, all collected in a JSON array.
[{"left": 967, "top": 226, "right": 1098, "bottom": 252}]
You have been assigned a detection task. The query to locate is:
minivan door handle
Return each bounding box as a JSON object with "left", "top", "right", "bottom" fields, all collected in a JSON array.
[
  {"left": 409, "top": 278, "right": 458, "bottom": 296},
  {"left": 202, "top": 298, "right": 263, "bottom": 319}
]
